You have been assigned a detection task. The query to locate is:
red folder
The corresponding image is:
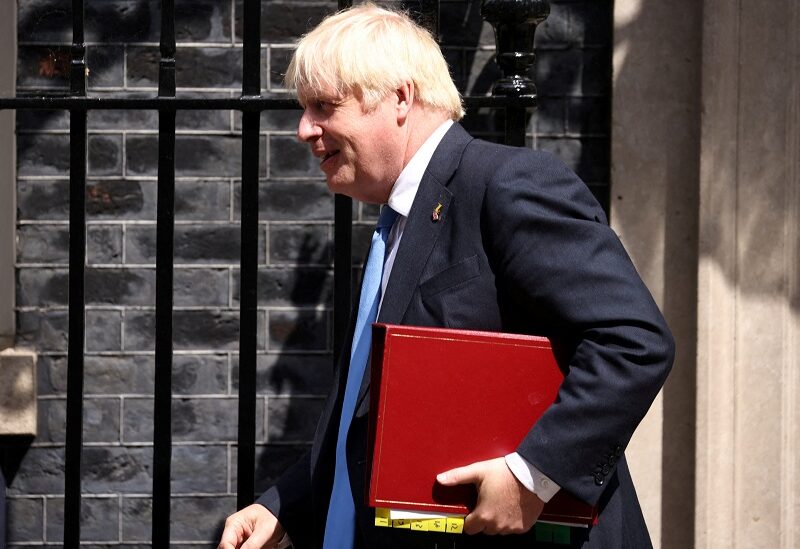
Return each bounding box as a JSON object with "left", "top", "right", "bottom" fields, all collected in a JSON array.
[{"left": 366, "top": 324, "right": 597, "bottom": 526}]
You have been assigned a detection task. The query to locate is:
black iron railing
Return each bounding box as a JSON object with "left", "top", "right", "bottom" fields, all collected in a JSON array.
[{"left": 0, "top": 0, "right": 547, "bottom": 544}]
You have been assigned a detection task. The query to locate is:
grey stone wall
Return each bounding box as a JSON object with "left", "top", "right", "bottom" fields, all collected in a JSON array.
[{"left": 8, "top": 0, "right": 611, "bottom": 545}]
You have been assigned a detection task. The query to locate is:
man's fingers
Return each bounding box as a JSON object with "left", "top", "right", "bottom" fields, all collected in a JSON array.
[{"left": 437, "top": 462, "right": 484, "bottom": 486}]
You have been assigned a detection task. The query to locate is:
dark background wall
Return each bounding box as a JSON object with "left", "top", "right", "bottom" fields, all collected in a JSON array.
[{"left": 7, "top": 0, "right": 611, "bottom": 545}]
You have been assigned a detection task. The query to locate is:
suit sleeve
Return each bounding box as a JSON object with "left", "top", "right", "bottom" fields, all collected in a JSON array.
[
  {"left": 482, "top": 148, "right": 675, "bottom": 507},
  {"left": 256, "top": 450, "right": 314, "bottom": 548}
]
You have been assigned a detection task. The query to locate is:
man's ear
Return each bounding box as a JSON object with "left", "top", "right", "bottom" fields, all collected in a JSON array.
[{"left": 395, "top": 80, "right": 414, "bottom": 124}]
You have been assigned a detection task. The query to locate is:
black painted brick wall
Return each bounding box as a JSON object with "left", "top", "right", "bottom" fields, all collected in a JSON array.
[{"left": 10, "top": 0, "right": 611, "bottom": 544}]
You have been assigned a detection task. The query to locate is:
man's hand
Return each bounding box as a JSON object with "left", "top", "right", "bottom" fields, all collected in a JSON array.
[
  {"left": 218, "top": 504, "right": 286, "bottom": 549},
  {"left": 437, "top": 457, "right": 544, "bottom": 535}
]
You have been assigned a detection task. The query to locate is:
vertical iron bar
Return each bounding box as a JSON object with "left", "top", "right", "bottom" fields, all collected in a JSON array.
[
  {"left": 236, "top": 0, "right": 261, "bottom": 509},
  {"left": 334, "top": 0, "right": 354, "bottom": 365},
  {"left": 505, "top": 106, "right": 527, "bottom": 147},
  {"left": 332, "top": 194, "right": 352, "bottom": 365},
  {"left": 64, "top": 0, "right": 87, "bottom": 543},
  {"left": 152, "top": 0, "right": 176, "bottom": 543}
]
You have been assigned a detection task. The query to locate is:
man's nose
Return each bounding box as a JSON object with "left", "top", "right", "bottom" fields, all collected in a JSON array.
[{"left": 297, "top": 109, "right": 322, "bottom": 142}]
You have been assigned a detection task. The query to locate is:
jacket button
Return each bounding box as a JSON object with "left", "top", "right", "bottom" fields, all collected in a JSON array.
[
  {"left": 601, "top": 464, "right": 611, "bottom": 475},
  {"left": 594, "top": 473, "right": 605, "bottom": 486},
  {"left": 615, "top": 445, "right": 623, "bottom": 457}
]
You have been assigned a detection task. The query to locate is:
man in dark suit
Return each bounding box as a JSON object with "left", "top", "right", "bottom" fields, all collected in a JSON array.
[{"left": 219, "top": 4, "right": 674, "bottom": 549}]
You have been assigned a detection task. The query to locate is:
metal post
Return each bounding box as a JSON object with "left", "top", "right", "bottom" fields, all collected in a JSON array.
[
  {"left": 152, "top": 0, "right": 176, "bottom": 543},
  {"left": 64, "top": 0, "right": 87, "bottom": 544},
  {"left": 237, "top": 0, "right": 261, "bottom": 510},
  {"left": 481, "top": 0, "right": 549, "bottom": 146}
]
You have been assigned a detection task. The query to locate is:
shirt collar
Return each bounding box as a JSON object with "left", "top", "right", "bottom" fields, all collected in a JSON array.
[{"left": 387, "top": 120, "right": 454, "bottom": 217}]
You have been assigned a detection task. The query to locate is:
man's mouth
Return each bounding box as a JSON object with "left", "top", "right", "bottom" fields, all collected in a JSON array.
[{"left": 321, "top": 150, "right": 340, "bottom": 166}]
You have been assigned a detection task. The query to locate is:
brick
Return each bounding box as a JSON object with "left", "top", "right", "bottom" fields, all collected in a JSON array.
[
  {"left": 86, "top": 179, "right": 149, "bottom": 219},
  {"left": 231, "top": 353, "right": 333, "bottom": 395},
  {"left": 85, "top": 355, "right": 154, "bottom": 395},
  {"left": 269, "top": 224, "right": 331, "bottom": 264},
  {"left": 124, "top": 309, "right": 264, "bottom": 351},
  {"left": 88, "top": 134, "right": 123, "bottom": 176},
  {"left": 17, "top": 134, "right": 69, "bottom": 177},
  {"left": 126, "top": 135, "right": 266, "bottom": 177},
  {"left": 121, "top": 497, "right": 152, "bottom": 542},
  {"left": 535, "top": 97, "right": 566, "bottom": 135},
  {"left": 17, "top": 310, "right": 69, "bottom": 352},
  {"left": 232, "top": 266, "right": 333, "bottom": 307},
  {"left": 87, "top": 46, "right": 125, "bottom": 89},
  {"left": 269, "top": 135, "right": 321, "bottom": 178},
  {"left": 439, "top": 2, "right": 495, "bottom": 48},
  {"left": 88, "top": 225, "right": 124, "bottom": 264},
  {"left": 171, "top": 445, "right": 228, "bottom": 493},
  {"left": 17, "top": 268, "right": 67, "bottom": 307},
  {"left": 16, "top": 46, "right": 71, "bottom": 91},
  {"left": 174, "top": 180, "right": 232, "bottom": 221},
  {"left": 441, "top": 47, "right": 465, "bottom": 92},
  {"left": 37, "top": 397, "right": 121, "bottom": 444},
  {"left": 570, "top": 0, "right": 613, "bottom": 47},
  {"left": 123, "top": 396, "right": 257, "bottom": 443},
  {"left": 464, "top": 48, "right": 503, "bottom": 97},
  {"left": 16, "top": 225, "right": 69, "bottom": 264},
  {"left": 17, "top": 1, "right": 72, "bottom": 42},
  {"left": 6, "top": 497, "right": 44, "bottom": 542},
  {"left": 233, "top": 179, "right": 334, "bottom": 221},
  {"left": 267, "top": 395, "right": 325, "bottom": 442},
  {"left": 81, "top": 446, "right": 153, "bottom": 492},
  {"left": 86, "top": 309, "right": 123, "bottom": 352},
  {"left": 567, "top": 96, "right": 611, "bottom": 135},
  {"left": 126, "top": 46, "right": 244, "bottom": 89},
  {"left": 536, "top": 48, "right": 583, "bottom": 97},
  {"left": 268, "top": 309, "right": 328, "bottom": 351},
  {"left": 249, "top": 443, "right": 311, "bottom": 493},
  {"left": 267, "top": 46, "right": 294, "bottom": 91},
  {"left": 174, "top": 268, "right": 230, "bottom": 307},
  {"left": 36, "top": 354, "right": 68, "bottom": 395},
  {"left": 88, "top": 268, "right": 156, "bottom": 305},
  {"left": 170, "top": 496, "right": 238, "bottom": 542},
  {"left": 18, "top": 0, "right": 156, "bottom": 43},
  {"left": 17, "top": 180, "right": 70, "bottom": 221},
  {"left": 538, "top": 137, "right": 609, "bottom": 184},
  {"left": 534, "top": 2, "right": 572, "bottom": 48},
  {"left": 88, "top": 96, "right": 158, "bottom": 131},
  {"left": 6, "top": 447, "right": 65, "bottom": 495},
  {"left": 261, "top": 108, "right": 302, "bottom": 132},
  {"left": 461, "top": 107, "right": 505, "bottom": 142},
  {"left": 126, "top": 225, "right": 253, "bottom": 265},
  {"left": 173, "top": 354, "right": 229, "bottom": 395},
  {"left": 579, "top": 48, "right": 612, "bottom": 96},
  {"left": 45, "top": 496, "right": 120, "bottom": 542},
  {"left": 235, "top": 0, "right": 337, "bottom": 41}
]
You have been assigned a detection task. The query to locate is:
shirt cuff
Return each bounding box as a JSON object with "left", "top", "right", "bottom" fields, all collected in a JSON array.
[
  {"left": 505, "top": 452, "right": 561, "bottom": 503},
  {"left": 274, "top": 531, "right": 292, "bottom": 549}
]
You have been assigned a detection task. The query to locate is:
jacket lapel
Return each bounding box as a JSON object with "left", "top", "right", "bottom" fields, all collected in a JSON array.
[{"left": 354, "top": 123, "right": 473, "bottom": 404}]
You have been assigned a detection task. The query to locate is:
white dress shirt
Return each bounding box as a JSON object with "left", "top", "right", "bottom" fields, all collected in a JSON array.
[{"left": 377, "top": 120, "right": 561, "bottom": 504}]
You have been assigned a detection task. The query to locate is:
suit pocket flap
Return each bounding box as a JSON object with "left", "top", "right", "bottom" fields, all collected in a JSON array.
[{"left": 419, "top": 255, "right": 481, "bottom": 298}]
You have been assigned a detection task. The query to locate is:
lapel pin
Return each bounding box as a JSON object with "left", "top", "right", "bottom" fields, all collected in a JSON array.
[{"left": 432, "top": 203, "right": 443, "bottom": 222}]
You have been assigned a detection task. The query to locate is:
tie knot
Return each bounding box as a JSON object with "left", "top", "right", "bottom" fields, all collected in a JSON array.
[{"left": 377, "top": 205, "right": 399, "bottom": 230}]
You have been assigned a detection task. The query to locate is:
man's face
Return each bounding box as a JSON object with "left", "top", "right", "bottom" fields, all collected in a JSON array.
[{"left": 297, "top": 88, "right": 405, "bottom": 204}]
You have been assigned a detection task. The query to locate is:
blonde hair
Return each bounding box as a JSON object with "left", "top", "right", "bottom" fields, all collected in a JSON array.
[{"left": 285, "top": 3, "right": 465, "bottom": 120}]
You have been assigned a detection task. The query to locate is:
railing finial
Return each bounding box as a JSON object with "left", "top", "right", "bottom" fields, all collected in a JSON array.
[{"left": 482, "top": 0, "right": 549, "bottom": 97}]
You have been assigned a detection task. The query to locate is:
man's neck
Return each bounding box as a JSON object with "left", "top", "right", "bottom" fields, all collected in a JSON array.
[{"left": 402, "top": 107, "right": 452, "bottom": 168}]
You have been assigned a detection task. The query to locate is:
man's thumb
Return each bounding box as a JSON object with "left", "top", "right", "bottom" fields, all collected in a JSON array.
[{"left": 437, "top": 463, "right": 481, "bottom": 486}]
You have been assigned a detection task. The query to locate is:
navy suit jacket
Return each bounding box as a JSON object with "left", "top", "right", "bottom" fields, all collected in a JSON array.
[{"left": 258, "top": 123, "right": 674, "bottom": 548}]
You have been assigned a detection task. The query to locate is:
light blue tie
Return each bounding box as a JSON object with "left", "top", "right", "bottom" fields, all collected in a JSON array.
[{"left": 323, "top": 205, "right": 399, "bottom": 549}]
